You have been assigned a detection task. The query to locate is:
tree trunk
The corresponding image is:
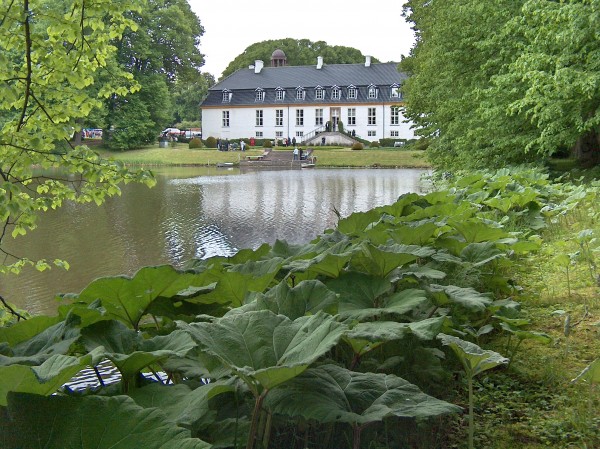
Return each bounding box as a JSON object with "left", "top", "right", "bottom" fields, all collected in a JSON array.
[{"left": 572, "top": 128, "right": 600, "bottom": 166}]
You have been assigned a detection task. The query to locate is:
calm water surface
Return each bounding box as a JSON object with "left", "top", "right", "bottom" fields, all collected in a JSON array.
[{"left": 2, "top": 167, "right": 427, "bottom": 314}]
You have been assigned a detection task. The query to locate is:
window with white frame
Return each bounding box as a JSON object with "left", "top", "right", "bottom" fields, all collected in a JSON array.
[
  {"left": 275, "top": 109, "right": 283, "bottom": 126},
  {"left": 390, "top": 106, "right": 400, "bottom": 125},
  {"left": 222, "top": 111, "right": 230, "bottom": 127},
  {"left": 368, "top": 130, "right": 376, "bottom": 137},
  {"left": 256, "top": 131, "right": 263, "bottom": 137},
  {"left": 276, "top": 88, "right": 285, "bottom": 101},
  {"left": 368, "top": 107, "right": 376, "bottom": 125},
  {"left": 222, "top": 90, "right": 231, "bottom": 102},
  {"left": 296, "top": 109, "right": 304, "bottom": 126},
  {"left": 368, "top": 86, "right": 378, "bottom": 99},
  {"left": 347, "top": 108, "right": 356, "bottom": 126},
  {"left": 315, "top": 109, "right": 323, "bottom": 126},
  {"left": 256, "top": 110, "right": 263, "bottom": 126},
  {"left": 276, "top": 131, "right": 283, "bottom": 137},
  {"left": 255, "top": 89, "right": 265, "bottom": 102},
  {"left": 296, "top": 131, "right": 304, "bottom": 137},
  {"left": 315, "top": 87, "right": 324, "bottom": 100},
  {"left": 331, "top": 86, "right": 340, "bottom": 100},
  {"left": 390, "top": 131, "right": 399, "bottom": 137},
  {"left": 296, "top": 87, "right": 305, "bottom": 100},
  {"left": 347, "top": 86, "right": 357, "bottom": 100},
  {"left": 390, "top": 84, "right": 401, "bottom": 98}
]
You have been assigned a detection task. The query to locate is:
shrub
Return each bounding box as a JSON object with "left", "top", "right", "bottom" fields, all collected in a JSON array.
[
  {"left": 189, "top": 137, "right": 203, "bottom": 149},
  {"left": 205, "top": 136, "right": 217, "bottom": 148},
  {"left": 369, "top": 141, "right": 380, "bottom": 148},
  {"left": 263, "top": 139, "right": 272, "bottom": 148},
  {"left": 337, "top": 121, "right": 344, "bottom": 133},
  {"left": 351, "top": 142, "right": 364, "bottom": 150}
]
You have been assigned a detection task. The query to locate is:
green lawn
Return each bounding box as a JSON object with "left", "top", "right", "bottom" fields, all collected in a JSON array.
[{"left": 94, "top": 143, "right": 430, "bottom": 168}]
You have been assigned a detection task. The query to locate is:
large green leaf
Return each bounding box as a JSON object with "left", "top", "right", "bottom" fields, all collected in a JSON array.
[
  {"left": 228, "top": 279, "right": 338, "bottom": 320},
  {"left": 81, "top": 320, "right": 196, "bottom": 379},
  {"left": 128, "top": 381, "right": 234, "bottom": 433},
  {"left": 350, "top": 243, "right": 421, "bottom": 277},
  {"left": 329, "top": 271, "right": 429, "bottom": 320},
  {"left": 266, "top": 364, "right": 461, "bottom": 425},
  {"left": 0, "top": 349, "right": 103, "bottom": 406},
  {"left": 429, "top": 284, "right": 492, "bottom": 311},
  {"left": 0, "top": 312, "right": 82, "bottom": 366},
  {"left": 348, "top": 317, "right": 448, "bottom": 343},
  {"left": 67, "top": 265, "right": 211, "bottom": 329},
  {"left": 438, "top": 334, "right": 508, "bottom": 377},
  {"left": 284, "top": 240, "right": 356, "bottom": 280},
  {"left": 0, "top": 315, "right": 61, "bottom": 347},
  {"left": 1, "top": 393, "right": 211, "bottom": 449},
  {"left": 449, "top": 219, "right": 510, "bottom": 243},
  {"left": 181, "top": 311, "right": 346, "bottom": 391}
]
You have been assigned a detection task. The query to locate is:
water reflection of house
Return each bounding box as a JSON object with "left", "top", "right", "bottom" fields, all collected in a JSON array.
[{"left": 200, "top": 50, "right": 414, "bottom": 144}]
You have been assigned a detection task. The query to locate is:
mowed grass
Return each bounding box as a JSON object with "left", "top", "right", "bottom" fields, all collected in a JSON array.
[{"left": 94, "top": 143, "right": 430, "bottom": 168}]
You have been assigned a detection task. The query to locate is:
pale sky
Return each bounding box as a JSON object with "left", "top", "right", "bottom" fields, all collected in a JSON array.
[{"left": 187, "top": 0, "right": 415, "bottom": 79}]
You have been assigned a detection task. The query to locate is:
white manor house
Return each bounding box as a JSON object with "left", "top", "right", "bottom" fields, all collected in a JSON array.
[{"left": 200, "top": 50, "right": 415, "bottom": 144}]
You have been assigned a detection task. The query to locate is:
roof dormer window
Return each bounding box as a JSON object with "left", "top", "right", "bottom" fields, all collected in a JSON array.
[
  {"left": 222, "top": 90, "right": 232, "bottom": 103},
  {"left": 390, "top": 83, "right": 401, "bottom": 99},
  {"left": 296, "top": 87, "right": 305, "bottom": 100},
  {"left": 275, "top": 87, "right": 285, "bottom": 101},
  {"left": 315, "top": 86, "right": 324, "bottom": 100},
  {"left": 331, "top": 86, "right": 341, "bottom": 100},
  {"left": 347, "top": 85, "right": 357, "bottom": 100},
  {"left": 255, "top": 88, "right": 265, "bottom": 102},
  {"left": 368, "top": 84, "right": 378, "bottom": 99}
]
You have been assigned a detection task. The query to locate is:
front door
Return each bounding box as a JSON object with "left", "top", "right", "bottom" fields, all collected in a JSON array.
[{"left": 330, "top": 108, "right": 341, "bottom": 131}]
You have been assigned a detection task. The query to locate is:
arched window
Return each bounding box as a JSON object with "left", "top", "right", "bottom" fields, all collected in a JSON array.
[
  {"left": 347, "top": 85, "right": 357, "bottom": 100},
  {"left": 315, "top": 86, "right": 324, "bottom": 100},
  {"left": 255, "top": 88, "right": 265, "bottom": 102},
  {"left": 331, "top": 86, "right": 341, "bottom": 100}
]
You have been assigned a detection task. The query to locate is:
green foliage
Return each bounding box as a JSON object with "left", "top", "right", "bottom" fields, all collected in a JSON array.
[
  {"left": 0, "top": 0, "right": 155, "bottom": 274},
  {"left": 263, "top": 139, "right": 272, "bottom": 148},
  {"left": 101, "top": 0, "right": 208, "bottom": 149},
  {"left": 221, "top": 38, "right": 377, "bottom": 79},
  {"left": 189, "top": 138, "right": 203, "bottom": 149},
  {"left": 401, "top": 0, "right": 600, "bottom": 170},
  {"left": 1, "top": 167, "right": 591, "bottom": 447},
  {"left": 369, "top": 141, "right": 380, "bottom": 148},
  {"left": 204, "top": 136, "right": 217, "bottom": 149},
  {"left": 351, "top": 142, "right": 364, "bottom": 150}
]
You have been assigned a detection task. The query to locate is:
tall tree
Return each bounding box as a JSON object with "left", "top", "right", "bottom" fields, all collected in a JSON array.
[
  {"left": 400, "top": 0, "right": 600, "bottom": 170},
  {"left": 171, "top": 72, "right": 215, "bottom": 124},
  {"left": 221, "top": 38, "right": 376, "bottom": 79},
  {"left": 0, "top": 0, "right": 154, "bottom": 277},
  {"left": 102, "top": 0, "right": 207, "bottom": 149}
]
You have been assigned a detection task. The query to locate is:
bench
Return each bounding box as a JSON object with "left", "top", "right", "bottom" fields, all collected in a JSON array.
[{"left": 246, "top": 155, "right": 264, "bottom": 161}]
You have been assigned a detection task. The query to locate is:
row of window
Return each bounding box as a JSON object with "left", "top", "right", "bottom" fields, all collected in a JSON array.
[
  {"left": 221, "top": 107, "right": 402, "bottom": 127},
  {"left": 249, "top": 130, "right": 400, "bottom": 138},
  {"left": 222, "top": 85, "right": 402, "bottom": 103}
]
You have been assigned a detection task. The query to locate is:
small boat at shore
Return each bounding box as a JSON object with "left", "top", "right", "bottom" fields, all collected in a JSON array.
[
  {"left": 216, "top": 162, "right": 234, "bottom": 168},
  {"left": 301, "top": 163, "right": 316, "bottom": 169}
]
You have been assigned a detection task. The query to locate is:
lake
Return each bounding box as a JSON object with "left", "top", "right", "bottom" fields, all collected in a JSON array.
[{"left": 1, "top": 167, "right": 428, "bottom": 315}]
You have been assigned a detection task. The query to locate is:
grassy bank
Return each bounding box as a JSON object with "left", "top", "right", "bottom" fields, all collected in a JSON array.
[{"left": 94, "top": 143, "right": 430, "bottom": 168}]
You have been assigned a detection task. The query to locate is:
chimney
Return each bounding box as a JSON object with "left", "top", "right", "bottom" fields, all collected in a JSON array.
[
  {"left": 365, "top": 55, "right": 371, "bottom": 67},
  {"left": 316, "top": 56, "right": 323, "bottom": 70},
  {"left": 254, "top": 60, "right": 264, "bottom": 74}
]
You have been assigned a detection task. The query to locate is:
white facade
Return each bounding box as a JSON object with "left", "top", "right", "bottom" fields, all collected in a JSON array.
[{"left": 202, "top": 103, "right": 414, "bottom": 142}]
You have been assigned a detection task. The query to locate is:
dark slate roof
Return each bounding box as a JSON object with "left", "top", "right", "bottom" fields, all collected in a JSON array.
[{"left": 202, "top": 62, "right": 406, "bottom": 107}]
